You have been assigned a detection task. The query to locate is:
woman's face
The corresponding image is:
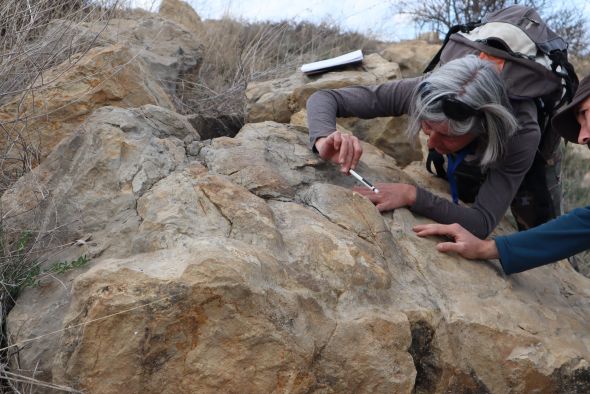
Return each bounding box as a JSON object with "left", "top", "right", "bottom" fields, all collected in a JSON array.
[
  {"left": 576, "top": 96, "right": 590, "bottom": 145},
  {"left": 422, "top": 120, "right": 477, "bottom": 155}
]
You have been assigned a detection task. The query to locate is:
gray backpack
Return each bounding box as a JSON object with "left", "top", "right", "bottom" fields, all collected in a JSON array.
[{"left": 424, "top": 4, "right": 579, "bottom": 160}]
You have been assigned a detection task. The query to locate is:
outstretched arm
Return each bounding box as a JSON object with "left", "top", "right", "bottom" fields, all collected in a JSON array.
[
  {"left": 494, "top": 206, "right": 590, "bottom": 274},
  {"left": 413, "top": 206, "right": 590, "bottom": 274}
]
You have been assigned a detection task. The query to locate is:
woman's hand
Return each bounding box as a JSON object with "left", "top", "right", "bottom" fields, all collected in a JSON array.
[
  {"left": 412, "top": 223, "right": 499, "bottom": 260},
  {"left": 353, "top": 183, "right": 417, "bottom": 212},
  {"left": 315, "top": 131, "right": 362, "bottom": 173}
]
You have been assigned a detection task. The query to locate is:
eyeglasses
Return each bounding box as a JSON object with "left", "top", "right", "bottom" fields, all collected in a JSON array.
[{"left": 418, "top": 82, "right": 482, "bottom": 122}]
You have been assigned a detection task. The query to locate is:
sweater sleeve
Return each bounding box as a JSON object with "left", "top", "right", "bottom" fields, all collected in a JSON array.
[
  {"left": 410, "top": 99, "right": 540, "bottom": 239},
  {"left": 306, "top": 77, "right": 422, "bottom": 148},
  {"left": 495, "top": 206, "right": 590, "bottom": 274}
]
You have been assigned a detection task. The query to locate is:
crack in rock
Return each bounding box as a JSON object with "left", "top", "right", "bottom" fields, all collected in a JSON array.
[
  {"left": 408, "top": 319, "right": 442, "bottom": 394},
  {"left": 199, "top": 187, "right": 233, "bottom": 237}
]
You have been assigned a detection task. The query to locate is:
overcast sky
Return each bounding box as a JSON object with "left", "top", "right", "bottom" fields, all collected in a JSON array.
[
  {"left": 131, "top": 0, "right": 590, "bottom": 42},
  {"left": 132, "top": 0, "right": 417, "bottom": 41}
]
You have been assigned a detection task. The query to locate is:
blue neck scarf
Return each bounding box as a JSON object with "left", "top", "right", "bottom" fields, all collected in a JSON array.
[{"left": 446, "top": 148, "right": 471, "bottom": 204}]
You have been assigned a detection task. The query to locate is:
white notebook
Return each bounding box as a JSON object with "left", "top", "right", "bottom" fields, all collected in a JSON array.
[{"left": 301, "top": 50, "right": 364, "bottom": 75}]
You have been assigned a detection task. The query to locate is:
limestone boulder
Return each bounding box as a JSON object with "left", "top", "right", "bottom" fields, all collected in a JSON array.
[
  {"left": 2, "top": 104, "right": 201, "bottom": 385},
  {"left": 38, "top": 15, "right": 204, "bottom": 98},
  {"left": 4, "top": 118, "right": 590, "bottom": 393},
  {"left": 0, "top": 15, "right": 203, "bottom": 167},
  {"left": 158, "top": 0, "right": 203, "bottom": 34},
  {"left": 1, "top": 105, "right": 198, "bottom": 262},
  {"left": 380, "top": 40, "right": 441, "bottom": 77},
  {"left": 0, "top": 44, "right": 174, "bottom": 166},
  {"left": 68, "top": 15, "right": 204, "bottom": 94}
]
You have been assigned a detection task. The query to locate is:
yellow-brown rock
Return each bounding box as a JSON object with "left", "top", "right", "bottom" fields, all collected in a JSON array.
[
  {"left": 159, "top": 0, "right": 203, "bottom": 34},
  {"left": 0, "top": 44, "right": 173, "bottom": 166},
  {"left": 5, "top": 119, "right": 590, "bottom": 393},
  {"left": 380, "top": 40, "right": 441, "bottom": 77}
]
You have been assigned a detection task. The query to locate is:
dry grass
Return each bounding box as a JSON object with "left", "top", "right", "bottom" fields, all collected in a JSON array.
[
  {"left": 562, "top": 143, "right": 590, "bottom": 276},
  {"left": 0, "top": 0, "right": 125, "bottom": 192},
  {"left": 173, "top": 17, "right": 382, "bottom": 117},
  {"left": 0, "top": 0, "right": 126, "bottom": 391}
]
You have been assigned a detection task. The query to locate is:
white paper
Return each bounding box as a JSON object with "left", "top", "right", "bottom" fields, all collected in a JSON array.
[{"left": 301, "top": 50, "right": 363, "bottom": 74}]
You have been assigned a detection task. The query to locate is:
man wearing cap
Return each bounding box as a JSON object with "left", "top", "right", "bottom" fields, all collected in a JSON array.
[{"left": 412, "top": 75, "right": 590, "bottom": 274}]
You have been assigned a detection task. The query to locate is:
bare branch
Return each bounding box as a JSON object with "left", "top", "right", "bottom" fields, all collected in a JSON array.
[{"left": 393, "top": 0, "right": 588, "bottom": 56}]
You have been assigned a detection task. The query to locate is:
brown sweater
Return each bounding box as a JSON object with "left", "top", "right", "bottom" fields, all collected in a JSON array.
[{"left": 307, "top": 77, "right": 540, "bottom": 238}]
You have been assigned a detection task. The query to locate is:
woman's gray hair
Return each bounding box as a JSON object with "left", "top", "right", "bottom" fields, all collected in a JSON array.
[{"left": 407, "top": 55, "right": 518, "bottom": 166}]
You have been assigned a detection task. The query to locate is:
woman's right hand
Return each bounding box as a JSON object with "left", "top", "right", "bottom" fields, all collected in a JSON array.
[{"left": 315, "top": 131, "right": 363, "bottom": 173}]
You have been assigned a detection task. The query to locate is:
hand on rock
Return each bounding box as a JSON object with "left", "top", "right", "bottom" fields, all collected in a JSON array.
[
  {"left": 353, "top": 183, "right": 416, "bottom": 212},
  {"left": 412, "top": 223, "right": 499, "bottom": 260},
  {"left": 315, "top": 131, "right": 362, "bottom": 173}
]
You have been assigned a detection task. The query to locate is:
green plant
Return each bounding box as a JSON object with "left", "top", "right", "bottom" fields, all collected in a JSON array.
[
  {"left": 20, "top": 265, "right": 42, "bottom": 289},
  {"left": 48, "top": 255, "right": 90, "bottom": 275},
  {"left": 0, "top": 1, "right": 121, "bottom": 388},
  {"left": 22, "top": 255, "right": 90, "bottom": 289},
  {"left": 1, "top": 229, "right": 34, "bottom": 298}
]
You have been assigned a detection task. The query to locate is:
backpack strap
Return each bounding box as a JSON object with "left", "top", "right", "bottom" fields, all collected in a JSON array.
[
  {"left": 424, "top": 21, "right": 480, "bottom": 73},
  {"left": 426, "top": 149, "right": 447, "bottom": 179},
  {"left": 548, "top": 50, "right": 579, "bottom": 110}
]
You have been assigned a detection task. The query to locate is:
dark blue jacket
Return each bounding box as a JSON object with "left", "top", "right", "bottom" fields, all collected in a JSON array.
[{"left": 496, "top": 206, "right": 590, "bottom": 274}]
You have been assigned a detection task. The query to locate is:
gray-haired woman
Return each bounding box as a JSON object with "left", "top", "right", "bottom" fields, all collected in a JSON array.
[{"left": 308, "top": 55, "right": 557, "bottom": 239}]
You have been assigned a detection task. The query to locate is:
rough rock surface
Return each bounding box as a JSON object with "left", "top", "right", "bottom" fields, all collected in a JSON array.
[
  {"left": 0, "top": 44, "right": 174, "bottom": 165},
  {"left": 380, "top": 40, "right": 440, "bottom": 77},
  {"left": 159, "top": 0, "right": 203, "bottom": 34},
  {"left": 0, "top": 15, "right": 203, "bottom": 166},
  {"left": 61, "top": 15, "right": 204, "bottom": 96},
  {"left": 5, "top": 115, "right": 590, "bottom": 393}
]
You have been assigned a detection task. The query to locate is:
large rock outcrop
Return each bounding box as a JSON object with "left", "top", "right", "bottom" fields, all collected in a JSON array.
[
  {"left": 0, "top": 15, "right": 203, "bottom": 166},
  {"left": 4, "top": 112, "right": 590, "bottom": 393},
  {"left": 380, "top": 40, "right": 441, "bottom": 77},
  {"left": 159, "top": 0, "right": 203, "bottom": 34}
]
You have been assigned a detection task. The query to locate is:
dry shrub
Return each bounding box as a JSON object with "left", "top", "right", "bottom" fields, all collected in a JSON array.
[
  {"left": 0, "top": 0, "right": 125, "bottom": 193},
  {"left": 0, "top": 1, "right": 126, "bottom": 391},
  {"left": 562, "top": 144, "right": 590, "bottom": 277},
  {"left": 571, "top": 55, "right": 590, "bottom": 80},
  {"left": 173, "top": 17, "right": 382, "bottom": 117}
]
